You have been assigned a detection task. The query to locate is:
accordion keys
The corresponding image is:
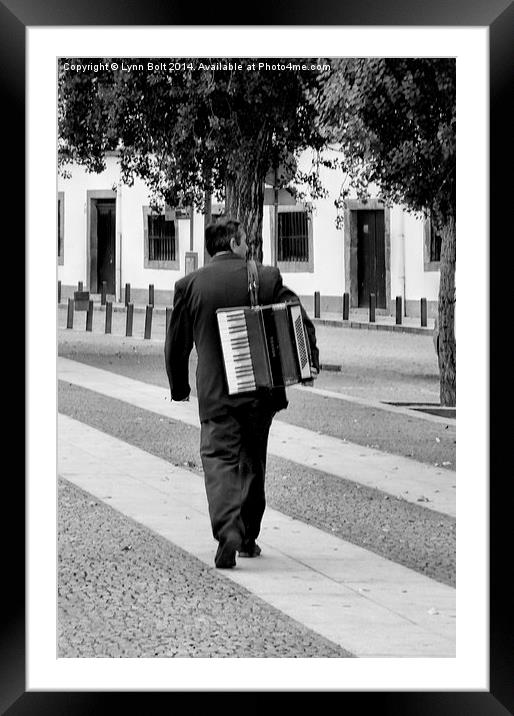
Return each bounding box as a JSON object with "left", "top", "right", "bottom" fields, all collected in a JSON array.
[
  {"left": 217, "top": 302, "right": 312, "bottom": 395},
  {"left": 216, "top": 308, "right": 257, "bottom": 395},
  {"left": 288, "top": 303, "right": 312, "bottom": 380}
]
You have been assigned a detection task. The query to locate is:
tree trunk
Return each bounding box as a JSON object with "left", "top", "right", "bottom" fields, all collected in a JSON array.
[
  {"left": 437, "top": 215, "right": 456, "bottom": 406},
  {"left": 225, "top": 166, "right": 266, "bottom": 262}
]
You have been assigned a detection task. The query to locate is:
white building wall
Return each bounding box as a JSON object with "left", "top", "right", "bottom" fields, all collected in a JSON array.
[
  {"left": 261, "top": 156, "right": 346, "bottom": 310},
  {"left": 58, "top": 151, "right": 439, "bottom": 314},
  {"left": 116, "top": 174, "right": 185, "bottom": 296},
  {"left": 403, "top": 210, "right": 440, "bottom": 308},
  {"left": 58, "top": 155, "right": 206, "bottom": 303},
  {"left": 58, "top": 159, "right": 120, "bottom": 289},
  {"left": 389, "top": 206, "right": 406, "bottom": 303},
  {"left": 58, "top": 178, "right": 87, "bottom": 288},
  {"left": 261, "top": 194, "right": 344, "bottom": 299}
]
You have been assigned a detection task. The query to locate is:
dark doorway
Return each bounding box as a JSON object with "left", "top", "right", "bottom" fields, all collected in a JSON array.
[
  {"left": 92, "top": 199, "right": 116, "bottom": 294},
  {"left": 357, "top": 210, "right": 386, "bottom": 308}
]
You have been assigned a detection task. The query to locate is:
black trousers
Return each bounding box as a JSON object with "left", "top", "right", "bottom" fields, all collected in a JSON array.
[{"left": 199, "top": 400, "right": 275, "bottom": 545}]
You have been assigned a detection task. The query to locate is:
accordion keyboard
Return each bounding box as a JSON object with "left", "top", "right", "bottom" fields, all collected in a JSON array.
[
  {"left": 289, "top": 303, "right": 311, "bottom": 378},
  {"left": 217, "top": 309, "right": 257, "bottom": 394}
]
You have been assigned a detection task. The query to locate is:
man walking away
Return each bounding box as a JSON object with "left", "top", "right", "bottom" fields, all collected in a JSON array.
[{"left": 165, "top": 217, "right": 319, "bottom": 568}]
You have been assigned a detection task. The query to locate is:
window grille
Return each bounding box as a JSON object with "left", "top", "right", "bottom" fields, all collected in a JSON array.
[
  {"left": 429, "top": 222, "right": 442, "bottom": 263},
  {"left": 57, "top": 198, "right": 62, "bottom": 257},
  {"left": 277, "top": 211, "right": 309, "bottom": 262},
  {"left": 148, "top": 214, "right": 176, "bottom": 261},
  {"left": 57, "top": 194, "right": 64, "bottom": 262},
  {"left": 423, "top": 213, "right": 443, "bottom": 271}
]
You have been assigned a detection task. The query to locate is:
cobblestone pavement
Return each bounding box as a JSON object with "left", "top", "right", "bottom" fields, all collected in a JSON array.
[
  {"left": 58, "top": 330, "right": 455, "bottom": 469},
  {"left": 57, "top": 325, "right": 455, "bottom": 661},
  {"left": 58, "top": 382, "right": 456, "bottom": 587},
  {"left": 58, "top": 479, "right": 352, "bottom": 658}
]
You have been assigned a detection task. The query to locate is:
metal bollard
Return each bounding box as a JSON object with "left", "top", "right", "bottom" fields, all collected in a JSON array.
[
  {"left": 144, "top": 305, "right": 153, "bottom": 339},
  {"left": 66, "top": 298, "right": 74, "bottom": 329},
  {"left": 149, "top": 284, "right": 154, "bottom": 307},
  {"left": 86, "top": 300, "right": 94, "bottom": 331},
  {"left": 101, "top": 281, "right": 107, "bottom": 306},
  {"left": 105, "top": 301, "right": 112, "bottom": 334},
  {"left": 58, "top": 280, "right": 61, "bottom": 304},
  {"left": 125, "top": 283, "right": 131, "bottom": 307},
  {"left": 369, "top": 294, "right": 376, "bottom": 323},
  {"left": 314, "top": 291, "right": 320, "bottom": 318},
  {"left": 165, "top": 307, "right": 172, "bottom": 336},
  {"left": 420, "top": 297, "right": 427, "bottom": 327},
  {"left": 125, "top": 303, "right": 134, "bottom": 337},
  {"left": 396, "top": 296, "right": 403, "bottom": 325},
  {"left": 342, "top": 292, "right": 349, "bottom": 321}
]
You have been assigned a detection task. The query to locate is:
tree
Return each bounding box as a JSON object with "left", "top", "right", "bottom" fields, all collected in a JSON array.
[
  {"left": 58, "top": 58, "right": 331, "bottom": 261},
  {"left": 316, "top": 58, "right": 456, "bottom": 406}
]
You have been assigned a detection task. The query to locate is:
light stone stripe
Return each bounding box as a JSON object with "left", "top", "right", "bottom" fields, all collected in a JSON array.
[
  {"left": 58, "top": 357, "right": 456, "bottom": 517},
  {"left": 58, "top": 414, "right": 455, "bottom": 658}
]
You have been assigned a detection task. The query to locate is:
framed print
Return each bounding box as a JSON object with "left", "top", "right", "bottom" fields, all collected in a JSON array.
[{"left": 4, "top": 0, "right": 511, "bottom": 711}]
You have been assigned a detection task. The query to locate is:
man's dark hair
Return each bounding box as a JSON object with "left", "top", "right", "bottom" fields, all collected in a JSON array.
[{"left": 205, "top": 216, "right": 244, "bottom": 257}]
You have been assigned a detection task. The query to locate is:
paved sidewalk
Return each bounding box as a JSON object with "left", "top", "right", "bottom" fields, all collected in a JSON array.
[
  {"left": 58, "top": 357, "right": 455, "bottom": 516},
  {"left": 59, "top": 413, "right": 455, "bottom": 658}
]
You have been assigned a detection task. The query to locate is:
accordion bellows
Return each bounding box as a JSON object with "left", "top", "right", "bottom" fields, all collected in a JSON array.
[{"left": 216, "top": 302, "right": 312, "bottom": 395}]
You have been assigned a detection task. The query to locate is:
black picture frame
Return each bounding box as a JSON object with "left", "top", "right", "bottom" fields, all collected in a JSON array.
[{"left": 5, "top": 0, "right": 511, "bottom": 712}]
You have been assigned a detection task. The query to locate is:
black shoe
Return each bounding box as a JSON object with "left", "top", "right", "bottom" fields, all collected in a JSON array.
[
  {"left": 215, "top": 533, "right": 241, "bottom": 569},
  {"left": 238, "top": 541, "right": 262, "bottom": 558}
]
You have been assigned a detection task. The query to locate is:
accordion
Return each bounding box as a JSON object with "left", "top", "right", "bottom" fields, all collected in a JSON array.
[{"left": 216, "top": 301, "right": 312, "bottom": 395}]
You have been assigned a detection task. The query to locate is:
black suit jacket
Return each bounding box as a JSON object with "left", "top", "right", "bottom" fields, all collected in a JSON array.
[{"left": 165, "top": 253, "right": 320, "bottom": 422}]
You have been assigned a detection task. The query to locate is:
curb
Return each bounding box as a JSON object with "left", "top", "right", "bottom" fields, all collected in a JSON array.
[{"left": 312, "top": 318, "right": 433, "bottom": 336}]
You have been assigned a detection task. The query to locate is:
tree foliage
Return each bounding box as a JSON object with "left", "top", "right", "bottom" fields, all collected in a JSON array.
[
  {"left": 58, "top": 58, "right": 331, "bottom": 255},
  {"left": 317, "top": 58, "right": 456, "bottom": 406},
  {"left": 59, "top": 57, "right": 457, "bottom": 403},
  {"left": 316, "top": 58, "right": 456, "bottom": 230}
]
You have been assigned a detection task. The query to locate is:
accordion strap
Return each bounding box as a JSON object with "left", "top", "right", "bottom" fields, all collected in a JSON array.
[{"left": 247, "top": 259, "right": 260, "bottom": 307}]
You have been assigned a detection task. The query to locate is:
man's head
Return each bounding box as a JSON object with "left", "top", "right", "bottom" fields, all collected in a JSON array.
[{"left": 205, "top": 217, "right": 247, "bottom": 258}]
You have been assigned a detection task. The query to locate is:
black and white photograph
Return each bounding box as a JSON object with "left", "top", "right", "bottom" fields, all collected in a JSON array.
[
  {"left": 55, "top": 53, "right": 458, "bottom": 663},
  {"left": 49, "top": 35, "right": 475, "bottom": 688},
  {"left": 7, "top": 8, "right": 507, "bottom": 710}
]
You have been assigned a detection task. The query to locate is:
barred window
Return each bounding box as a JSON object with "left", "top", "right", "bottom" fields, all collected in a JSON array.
[
  {"left": 423, "top": 213, "right": 442, "bottom": 270},
  {"left": 148, "top": 214, "right": 176, "bottom": 261},
  {"left": 429, "top": 222, "right": 442, "bottom": 263},
  {"left": 278, "top": 211, "right": 309, "bottom": 262},
  {"left": 58, "top": 199, "right": 62, "bottom": 256},
  {"left": 143, "top": 206, "right": 179, "bottom": 269}
]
